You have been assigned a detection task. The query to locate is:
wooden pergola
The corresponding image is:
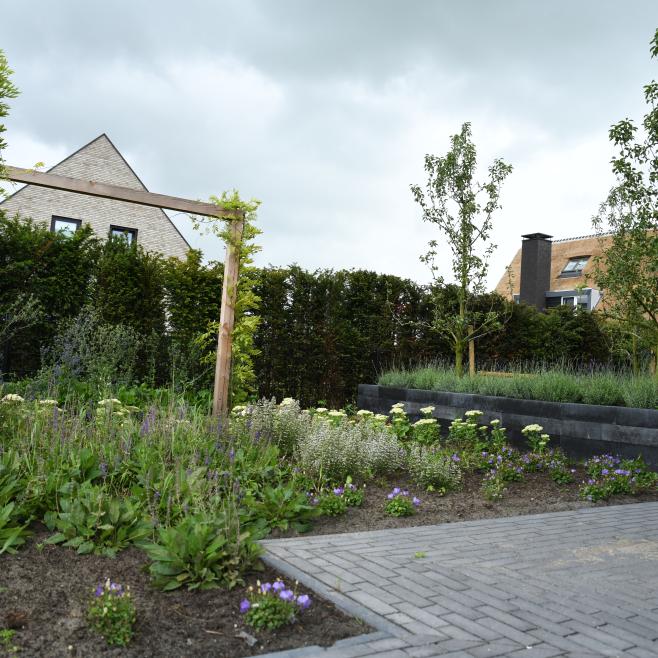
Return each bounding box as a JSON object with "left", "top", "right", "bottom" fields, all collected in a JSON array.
[{"left": 4, "top": 165, "right": 245, "bottom": 416}]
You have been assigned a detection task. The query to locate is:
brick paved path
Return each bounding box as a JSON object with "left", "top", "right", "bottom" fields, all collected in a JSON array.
[{"left": 261, "top": 502, "right": 658, "bottom": 657}]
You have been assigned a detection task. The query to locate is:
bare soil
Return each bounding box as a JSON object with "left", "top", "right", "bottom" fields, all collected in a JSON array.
[
  {"left": 275, "top": 467, "right": 658, "bottom": 538},
  {"left": 0, "top": 527, "right": 367, "bottom": 658}
]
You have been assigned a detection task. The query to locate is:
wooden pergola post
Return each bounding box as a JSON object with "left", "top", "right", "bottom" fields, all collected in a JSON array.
[
  {"left": 212, "top": 216, "right": 245, "bottom": 416},
  {"left": 4, "top": 165, "right": 244, "bottom": 417}
]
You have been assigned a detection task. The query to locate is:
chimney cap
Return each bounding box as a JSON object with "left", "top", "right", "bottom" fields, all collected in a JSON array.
[{"left": 522, "top": 232, "right": 553, "bottom": 241}]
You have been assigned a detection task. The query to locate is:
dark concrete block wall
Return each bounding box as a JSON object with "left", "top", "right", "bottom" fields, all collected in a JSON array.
[{"left": 358, "top": 384, "right": 658, "bottom": 468}]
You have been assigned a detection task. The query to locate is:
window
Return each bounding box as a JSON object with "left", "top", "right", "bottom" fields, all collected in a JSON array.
[
  {"left": 109, "top": 225, "right": 137, "bottom": 245},
  {"left": 560, "top": 256, "right": 589, "bottom": 277},
  {"left": 50, "top": 216, "right": 81, "bottom": 236},
  {"left": 561, "top": 296, "right": 575, "bottom": 306}
]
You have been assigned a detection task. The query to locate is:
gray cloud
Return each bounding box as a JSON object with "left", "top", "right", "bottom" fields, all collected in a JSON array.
[{"left": 2, "top": 1, "right": 657, "bottom": 284}]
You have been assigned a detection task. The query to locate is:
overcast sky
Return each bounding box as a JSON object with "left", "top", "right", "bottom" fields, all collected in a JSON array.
[{"left": 2, "top": 1, "right": 657, "bottom": 287}]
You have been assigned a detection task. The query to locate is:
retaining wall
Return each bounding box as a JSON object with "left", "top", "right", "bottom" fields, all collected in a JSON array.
[{"left": 358, "top": 384, "right": 658, "bottom": 467}]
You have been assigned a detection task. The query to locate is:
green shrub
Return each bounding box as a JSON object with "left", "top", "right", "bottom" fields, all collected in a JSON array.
[
  {"left": 317, "top": 491, "right": 348, "bottom": 516},
  {"left": 243, "top": 484, "right": 318, "bottom": 532},
  {"left": 407, "top": 446, "right": 462, "bottom": 492},
  {"left": 143, "top": 513, "right": 262, "bottom": 591},
  {"left": 44, "top": 483, "right": 151, "bottom": 557}
]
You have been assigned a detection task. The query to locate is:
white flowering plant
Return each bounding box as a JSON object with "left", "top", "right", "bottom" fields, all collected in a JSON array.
[
  {"left": 297, "top": 418, "right": 403, "bottom": 482},
  {"left": 522, "top": 424, "right": 549, "bottom": 454},
  {"left": 411, "top": 418, "right": 440, "bottom": 445}
]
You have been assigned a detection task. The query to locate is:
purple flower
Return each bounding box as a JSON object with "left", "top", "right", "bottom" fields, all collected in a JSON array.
[
  {"left": 387, "top": 492, "right": 395, "bottom": 500},
  {"left": 601, "top": 469, "right": 609, "bottom": 475},
  {"left": 229, "top": 449, "right": 235, "bottom": 462},
  {"left": 451, "top": 454, "right": 460, "bottom": 462},
  {"left": 296, "top": 594, "right": 311, "bottom": 610},
  {"left": 279, "top": 589, "right": 295, "bottom": 602},
  {"left": 94, "top": 584, "right": 104, "bottom": 597},
  {"left": 240, "top": 599, "right": 251, "bottom": 613},
  {"left": 260, "top": 582, "right": 272, "bottom": 594},
  {"left": 392, "top": 487, "right": 401, "bottom": 495},
  {"left": 412, "top": 497, "right": 421, "bottom": 507},
  {"left": 333, "top": 487, "right": 344, "bottom": 495},
  {"left": 272, "top": 581, "right": 286, "bottom": 592}
]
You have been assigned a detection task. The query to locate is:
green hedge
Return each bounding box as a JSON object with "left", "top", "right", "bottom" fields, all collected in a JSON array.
[{"left": 0, "top": 210, "right": 645, "bottom": 407}]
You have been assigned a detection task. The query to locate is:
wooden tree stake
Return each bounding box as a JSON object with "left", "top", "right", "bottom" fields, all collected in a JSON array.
[{"left": 213, "top": 216, "right": 245, "bottom": 416}]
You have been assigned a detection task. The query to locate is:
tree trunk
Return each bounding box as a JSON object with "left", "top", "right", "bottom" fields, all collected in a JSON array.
[
  {"left": 455, "top": 342, "right": 464, "bottom": 378},
  {"left": 631, "top": 333, "right": 639, "bottom": 376}
]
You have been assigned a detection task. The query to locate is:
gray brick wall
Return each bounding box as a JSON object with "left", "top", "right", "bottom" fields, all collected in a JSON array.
[{"left": 0, "top": 134, "right": 189, "bottom": 260}]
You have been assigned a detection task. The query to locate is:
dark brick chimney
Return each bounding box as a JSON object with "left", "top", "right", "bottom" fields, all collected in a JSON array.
[{"left": 519, "top": 233, "right": 552, "bottom": 310}]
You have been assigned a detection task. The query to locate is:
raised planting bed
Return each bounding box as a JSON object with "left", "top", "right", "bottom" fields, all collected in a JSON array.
[
  {"left": 0, "top": 526, "right": 368, "bottom": 658},
  {"left": 358, "top": 384, "right": 658, "bottom": 468},
  {"left": 276, "top": 468, "right": 658, "bottom": 538}
]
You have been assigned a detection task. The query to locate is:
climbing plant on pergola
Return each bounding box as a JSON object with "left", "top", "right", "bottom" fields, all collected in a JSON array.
[{"left": 4, "top": 164, "right": 246, "bottom": 416}]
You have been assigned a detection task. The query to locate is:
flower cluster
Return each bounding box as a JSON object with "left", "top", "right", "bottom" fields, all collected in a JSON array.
[
  {"left": 384, "top": 487, "right": 421, "bottom": 517},
  {"left": 240, "top": 579, "right": 311, "bottom": 630},
  {"left": 87, "top": 579, "right": 136, "bottom": 647},
  {"left": 412, "top": 417, "right": 440, "bottom": 445},
  {"left": 580, "top": 455, "right": 657, "bottom": 501},
  {"left": 480, "top": 447, "right": 524, "bottom": 482},
  {"left": 1, "top": 394, "right": 24, "bottom": 403},
  {"left": 521, "top": 424, "right": 550, "bottom": 454}
]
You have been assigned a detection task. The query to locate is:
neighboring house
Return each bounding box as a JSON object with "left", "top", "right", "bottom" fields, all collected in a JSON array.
[
  {"left": 0, "top": 133, "right": 190, "bottom": 259},
  {"left": 494, "top": 232, "right": 612, "bottom": 311}
]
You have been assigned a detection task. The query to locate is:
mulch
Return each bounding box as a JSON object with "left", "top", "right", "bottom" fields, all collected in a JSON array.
[
  {"left": 275, "top": 467, "right": 658, "bottom": 538},
  {"left": 0, "top": 527, "right": 367, "bottom": 657}
]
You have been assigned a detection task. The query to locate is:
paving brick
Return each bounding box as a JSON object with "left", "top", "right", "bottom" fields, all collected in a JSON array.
[
  {"left": 261, "top": 502, "right": 658, "bottom": 658},
  {"left": 440, "top": 613, "right": 504, "bottom": 642},
  {"left": 503, "top": 643, "right": 566, "bottom": 658},
  {"left": 348, "top": 590, "right": 398, "bottom": 616}
]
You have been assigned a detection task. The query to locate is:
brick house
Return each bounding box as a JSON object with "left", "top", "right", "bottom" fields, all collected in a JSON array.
[
  {"left": 494, "top": 232, "right": 613, "bottom": 311},
  {"left": 0, "top": 134, "right": 190, "bottom": 259}
]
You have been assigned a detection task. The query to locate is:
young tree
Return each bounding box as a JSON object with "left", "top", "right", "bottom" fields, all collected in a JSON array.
[
  {"left": 592, "top": 28, "right": 658, "bottom": 378},
  {"left": 0, "top": 49, "right": 19, "bottom": 194},
  {"left": 411, "top": 122, "right": 513, "bottom": 376}
]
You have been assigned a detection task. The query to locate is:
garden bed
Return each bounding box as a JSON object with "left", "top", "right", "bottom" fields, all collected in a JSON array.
[
  {"left": 0, "top": 527, "right": 367, "bottom": 658},
  {"left": 276, "top": 469, "right": 658, "bottom": 538}
]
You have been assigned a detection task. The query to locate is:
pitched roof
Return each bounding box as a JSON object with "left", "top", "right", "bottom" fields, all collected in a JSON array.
[
  {"left": 1, "top": 133, "right": 191, "bottom": 252},
  {"left": 494, "top": 233, "right": 614, "bottom": 298}
]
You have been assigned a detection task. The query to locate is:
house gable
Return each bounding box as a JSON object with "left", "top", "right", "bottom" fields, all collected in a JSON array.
[{"left": 0, "top": 134, "right": 190, "bottom": 259}]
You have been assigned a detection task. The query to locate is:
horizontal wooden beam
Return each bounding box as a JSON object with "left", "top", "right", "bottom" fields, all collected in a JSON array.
[{"left": 4, "top": 166, "right": 240, "bottom": 218}]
